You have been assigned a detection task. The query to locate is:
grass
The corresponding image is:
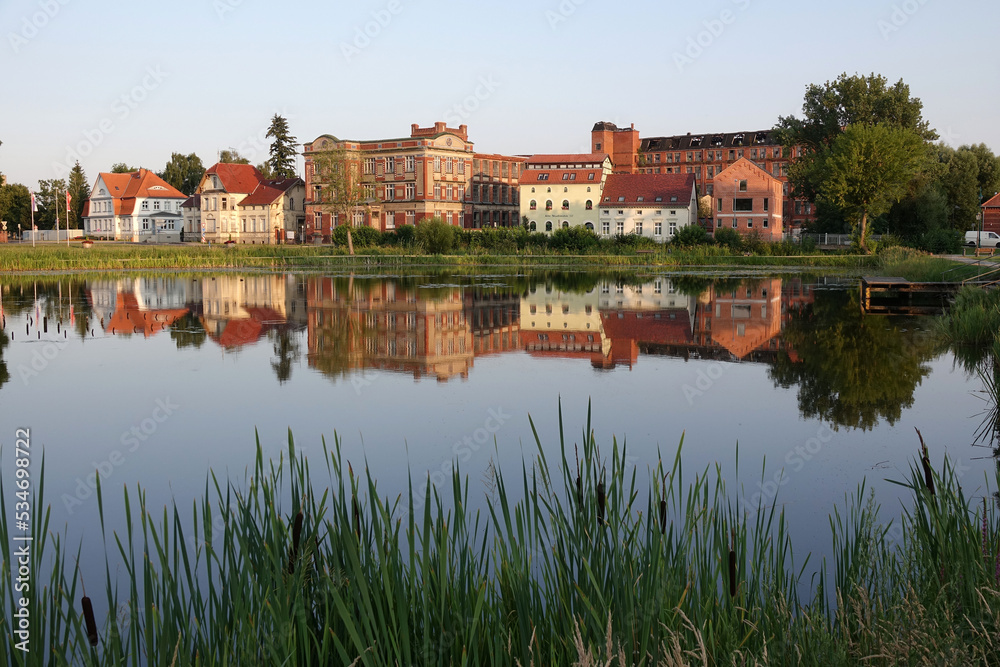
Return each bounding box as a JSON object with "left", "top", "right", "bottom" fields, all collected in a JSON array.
[
  {"left": 0, "top": 242, "right": 880, "bottom": 273},
  {"left": 2, "top": 409, "right": 1000, "bottom": 665}
]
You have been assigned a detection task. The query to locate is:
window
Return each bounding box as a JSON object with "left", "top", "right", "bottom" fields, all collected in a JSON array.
[
  {"left": 364, "top": 158, "right": 376, "bottom": 174},
  {"left": 545, "top": 221, "right": 552, "bottom": 232},
  {"left": 585, "top": 222, "right": 594, "bottom": 231},
  {"left": 529, "top": 200, "right": 537, "bottom": 210},
  {"left": 405, "top": 211, "right": 414, "bottom": 225},
  {"left": 669, "top": 222, "right": 677, "bottom": 235},
  {"left": 529, "top": 221, "right": 536, "bottom": 231},
  {"left": 635, "top": 221, "right": 643, "bottom": 235},
  {"left": 434, "top": 157, "right": 441, "bottom": 172},
  {"left": 763, "top": 198, "right": 769, "bottom": 212},
  {"left": 763, "top": 219, "right": 769, "bottom": 228},
  {"left": 153, "top": 200, "right": 160, "bottom": 210},
  {"left": 654, "top": 222, "right": 662, "bottom": 235},
  {"left": 406, "top": 155, "right": 415, "bottom": 172},
  {"left": 434, "top": 185, "right": 441, "bottom": 200},
  {"left": 747, "top": 220, "right": 754, "bottom": 228},
  {"left": 405, "top": 183, "right": 415, "bottom": 199},
  {"left": 446, "top": 158, "right": 453, "bottom": 174},
  {"left": 561, "top": 200, "right": 569, "bottom": 210},
  {"left": 385, "top": 185, "right": 394, "bottom": 201},
  {"left": 537, "top": 173, "right": 549, "bottom": 181},
  {"left": 446, "top": 185, "right": 453, "bottom": 200},
  {"left": 588, "top": 173, "right": 595, "bottom": 180},
  {"left": 545, "top": 200, "right": 553, "bottom": 211},
  {"left": 739, "top": 180, "right": 748, "bottom": 192},
  {"left": 729, "top": 150, "right": 735, "bottom": 160},
  {"left": 141, "top": 200, "right": 149, "bottom": 210},
  {"left": 734, "top": 198, "right": 753, "bottom": 212},
  {"left": 602, "top": 221, "right": 610, "bottom": 234},
  {"left": 385, "top": 156, "right": 395, "bottom": 173},
  {"left": 717, "top": 198, "right": 723, "bottom": 212},
  {"left": 585, "top": 200, "right": 593, "bottom": 210},
  {"left": 616, "top": 221, "right": 624, "bottom": 234},
  {"left": 314, "top": 212, "right": 322, "bottom": 229}
]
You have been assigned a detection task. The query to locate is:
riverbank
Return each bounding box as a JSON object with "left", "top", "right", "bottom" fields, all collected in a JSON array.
[{"left": 2, "top": 423, "right": 997, "bottom": 666}]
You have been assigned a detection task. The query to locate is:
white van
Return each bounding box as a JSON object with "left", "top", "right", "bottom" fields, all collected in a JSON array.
[{"left": 965, "top": 231, "right": 1000, "bottom": 247}]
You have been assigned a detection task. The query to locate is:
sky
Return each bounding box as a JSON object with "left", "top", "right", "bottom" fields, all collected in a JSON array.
[{"left": 1, "top": 0, "right": 998, "bottom": 189}]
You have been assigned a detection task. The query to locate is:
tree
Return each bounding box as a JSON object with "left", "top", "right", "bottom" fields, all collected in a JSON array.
[
  {"left": 34, "top": 179, "right": 68, "bottom": 229},
  {"left": 265, "top": 114, "right": 298, "bottom": 179},
  {"left": 110, "top": 163, "right": 136, "bottom": 173},
  {"left": 67, "top": 161, "right": 88, "bottom": 229},
  {"left": 256, "top": 162, "right": 275, "bottom": 180},
  {"left": 0, "top": 182, "right": 31, "bottom": 232},
  {"left": 160, "top": 152, "right": 205, "bottom": 195},
  {"left": 775, "top": 73, "right": 938, "bottom": 229},
  {"left": 312, "top": 144, "right": 375, "bottom": 254},
  {"left": 817, "top": 123, "right": 928, "bottom": 252},
  {"left": 269, "top": 328, "right": 300, "bottom": 384},
  {"left": 697, "top": 194, "right": 713, "bottom": 219},
  {"left": 218, "top": 149, "right": 250, "bottom": 165}
]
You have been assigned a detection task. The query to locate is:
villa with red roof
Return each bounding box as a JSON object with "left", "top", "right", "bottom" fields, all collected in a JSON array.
[
  {"left": 598, "top": 173, "right": 697, "bottom": 240},
  {"left": 519, "top": 153, "right": 612, "bottom": 233},
  {"left": 82, "top": 169, "right": 186, "bottom": 241},
  {"left": 193, "top": 163, "right": 305, "bottom": 244}
]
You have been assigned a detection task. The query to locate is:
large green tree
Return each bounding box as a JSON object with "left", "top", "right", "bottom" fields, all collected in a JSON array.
[
  {"left": 265, "top": 114, "right": 298, "bottom": 179},
  {"left": 775, "top": 73, "right": 938, "bottom": 232},
  {"left": 160, "top": 152, "right": 205, "bottom": 195},
  {"left": 817, "top": 123, "right": 928, "bottom": 251},
  {"left": 110, "top": 163, "right": 136, "bottom": 174},
  {"left": 67, "top": 161, "right": 88, "bottom": 229},
  {"left": 0, "top": 182, "right": 31, "bottom": 232},
  {"left": 35, "top": 179, "right": 68, "bottom": 230}
]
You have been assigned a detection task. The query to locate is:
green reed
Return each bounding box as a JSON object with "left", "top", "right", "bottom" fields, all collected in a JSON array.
[{"left": 2, "top": 413, "right": 1000, "bottom": 665}]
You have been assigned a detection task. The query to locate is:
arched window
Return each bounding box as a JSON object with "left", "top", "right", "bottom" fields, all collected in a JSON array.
[
  {"left": 585, "top": 200, "right": 593, "bottom": 210},
  {"left": 545, "top": 200, "right": 553, "bottom": 211},
  {"left": 545, "top": 221, "right": 553, "bottom": 232},
  {"left": 529, "top": 200, "right": 537, "bottom": 210},
  {"left": 529, "top": 221, "right": 536, "bottom": 231},
  {"left": 561, "top": 200, "right": 570, "bottom": 210},
  {"left": 562, "top": 221, "right": 569, "bottom": 229},
  {"left": 585, "top": 222, "right": 594, "bottom": 231},
  {"left": 564, "top": 187, "right": 569, "bottom": 193}
]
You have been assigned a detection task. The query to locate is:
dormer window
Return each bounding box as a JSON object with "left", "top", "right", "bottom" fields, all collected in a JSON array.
[
  {"left": 637, "top": 196, "right": 644, "bottom": 202},
  {"left": 655, "top": 196, "right": 663, "bottom": 202},
  {"left": 617, "top": 196, "right": 625, "bottom": 202}
]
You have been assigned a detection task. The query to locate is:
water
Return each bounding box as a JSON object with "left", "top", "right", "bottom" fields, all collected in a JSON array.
[{"left": 0, "top": 270, "right": 994, "bottom": 595}]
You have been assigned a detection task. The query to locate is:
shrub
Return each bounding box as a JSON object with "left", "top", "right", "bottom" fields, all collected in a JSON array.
[
  {"left": 414, "top": 217, "right": 457, "bottom": 254},
  {"left": 332, "top": 225, "right": 383, "bottom": 248},
  {"left": 672, "top": 224, "right": 709, "bottom": 246},
  {"left": 391, "top": 224, "right": 416, "bottom": 247},
  {"left": 918, "top": 228, "right": 961, "bottom": 254},
  {"left": 549, "top": 226, "right": 601, "bottom": 252},
  {"left": 712, "top": 227, "right": 743, "bottom": 251}
]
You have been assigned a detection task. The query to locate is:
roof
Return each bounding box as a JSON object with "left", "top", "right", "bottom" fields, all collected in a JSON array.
[
  {"left": 600, "top": 173, "right": 695, "bottom": 207},
  {"left": 714, "top": 158, "right": 779, "bottom": 184},
  {"left": 640, "top": 130, "right": 777, "bottom": 153},
  {"left": 120, "top": 169, "right": 185, "bottom": 199},
  {"left": 204, "top": 163, "right": 264, "bottom": 194},
  {"left": 520, "top": 169, "right": 603, "bottom": 185},
  {"left": 984, "top": 193, "right": 1000, "bottom": 209},
  {"left": 98, "top": 173, "right": 133, "bottom": 196},
  {"left": 181, "top": 194, "right": 201, "bottom": 209},
  {"left": 239, "top": 178, "right": 303, "bottom": 206},
  {"left": 526, "top": 153, "right": 609, "bottom": 166}
]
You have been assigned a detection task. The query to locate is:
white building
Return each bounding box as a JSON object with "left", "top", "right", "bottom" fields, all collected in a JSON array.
[
  {"left": 597, "top": 173, "right": 698, "bottom": 240},
  {"left": 519, "top": 154, "right": 612, "bottom": 233},
  {"left": 193, "top": 164, "right": 305, "bottom": 244},
  {"left": 83, "top": 169, "right": 186, "bottom": 242}
]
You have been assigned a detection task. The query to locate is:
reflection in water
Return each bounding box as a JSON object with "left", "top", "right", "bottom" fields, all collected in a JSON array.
[
  {"left": 0, "top": 273, "right": 947, "bottom": 431},
  {"left": 769, "top": 289, "right": 938, "bottom": 431}
]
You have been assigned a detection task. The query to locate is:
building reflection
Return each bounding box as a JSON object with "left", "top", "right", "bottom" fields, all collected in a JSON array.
[{"left": 82, "top": 274, "right": 818, "bottom": 380}]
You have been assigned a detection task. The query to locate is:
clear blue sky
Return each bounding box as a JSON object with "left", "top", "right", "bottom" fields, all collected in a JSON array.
[{"left": 2, "top": 0, "right": 998, "bottom": 187}]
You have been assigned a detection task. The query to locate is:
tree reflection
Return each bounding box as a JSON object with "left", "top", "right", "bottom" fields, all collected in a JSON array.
[
  {"left": 169, "top": 313, "right": 207, "bottom": 349},
  {"left": 769, "top": 290, "right": 938, "bottom": 431},
  {"left": 0, "top": 328, "right": 10, "bottom": 391},
  {"left": 269, "top": 329, "right": 300, "bottom": 384}
]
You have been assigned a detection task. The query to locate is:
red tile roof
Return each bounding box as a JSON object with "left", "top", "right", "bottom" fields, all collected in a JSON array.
[
  {"left": 181, "top": 194, "right": 201, "bottom": 209},
  {"left": 205, "top": 163, "right": 264, "bottom": 194},
  {"left": 984, "top": 193, "right": 1000, "bottom": 209},
  {"left": 121, "top": 169, "right": 186, "bottom": 199},
  {"left": 600, "top": 173, "right": 695, "bottom": 207},
  {"left": 240, "top": 178, "right": 302, "bottom": 206},
  {"left": 527, "top": 153, "right": 609, "bottom": 165}
]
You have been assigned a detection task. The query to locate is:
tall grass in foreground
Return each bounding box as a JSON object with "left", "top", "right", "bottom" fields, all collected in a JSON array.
[{"left": 3, "top": 412, "right": 1000, "bottom": 666}]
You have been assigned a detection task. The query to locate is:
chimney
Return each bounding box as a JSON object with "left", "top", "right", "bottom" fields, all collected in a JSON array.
[{"left": 411, "top": 123, "right": 419, "bottom": 136}]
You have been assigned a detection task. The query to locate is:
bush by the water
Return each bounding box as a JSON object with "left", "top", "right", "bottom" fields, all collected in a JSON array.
[{"left": 414, "top": 216, "right": 457, "bottom": 254}]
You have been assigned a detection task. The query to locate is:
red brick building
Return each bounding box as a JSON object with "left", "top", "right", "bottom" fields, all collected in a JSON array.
[
  {"left": 713, "top": 159, "right": 784, "bottom": 241},
  {"left": 983, "top": 193, "right": 1000, "bottom": 235},
  {"left": 590, "top": 122, "right": 817, "bottom": 232}
]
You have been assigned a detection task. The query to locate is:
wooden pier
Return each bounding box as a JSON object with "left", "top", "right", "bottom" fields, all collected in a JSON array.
[{"left": 860, "top": 277, "right": 962, "bottom": 315}]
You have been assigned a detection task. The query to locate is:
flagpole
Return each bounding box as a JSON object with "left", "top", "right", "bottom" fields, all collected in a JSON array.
[
  {"left": 66, "top": 191, "right": 71, "bottom": 247},
  {"left": 30, "top": 192, "right": 35, "bottom": 248}
]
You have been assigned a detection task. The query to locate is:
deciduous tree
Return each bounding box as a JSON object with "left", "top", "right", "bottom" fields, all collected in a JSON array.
[
  {"left": 312, "top": 145, "right": 376, "bottom": 254},
  {"left": 218, "top": 149, "right": 249, "bottom": 165},
  {"left": 817, "top": 123, "right": 927, "bottom": 251},
  {"left": 160, "top": 152, "right": 205, "bottom": 195},
  {"left": 110, "top": 163, "right": 136, "bottom": 173}
]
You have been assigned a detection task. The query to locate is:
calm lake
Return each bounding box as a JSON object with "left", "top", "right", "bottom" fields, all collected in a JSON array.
[{"left": 0, "top": 269, "right": 995, "bottom": 589}]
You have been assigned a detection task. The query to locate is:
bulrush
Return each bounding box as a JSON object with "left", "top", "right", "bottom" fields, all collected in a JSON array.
[
  {"left": 728, "top": 530, "right": 738, "bottom": 598},
  {"left": 916, "top": 429, "right": 935, "bottom": 495},
  {"left": 597, "top": 481, "right": 606, "bottom": 526},
  {"left": 81, "top": 596, "right": 99, "bottom": 647},
  {"left": 352, "top": 495, "right": 361, "bottom": 540},
  {"left": 574, "top": 444, "right": 583, "bottom": 508},
  {"left": 658, "top": 476, "right": 667, "bottom": 534},
  {"left": 287, "top": 511, "right": 304, "bottom": 574}
]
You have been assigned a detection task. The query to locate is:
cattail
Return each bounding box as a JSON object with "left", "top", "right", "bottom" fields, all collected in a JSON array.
[
  {"left": 659, "top": 499, "right": 667, "bottom": 534},
  {"left": 575, "top": 474, "right": 583, "bottom": 508},
  {"left": 916, "top": 428, "right": 935, "bottom": 496},
  {"left": 82, "top": 596, "right": 99, "bottom": 647},
  {"left": 728, "top": 530, "right": 738, "bottom": 598},
  {"left": 287, "top": 511, "right": 303, "bottom": 573},
  {"left": 353, "top": 495, "right": 361, "bottom": 539},
  {"left": 596, "top": 481, "right": 605, "bottom": 526}
]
